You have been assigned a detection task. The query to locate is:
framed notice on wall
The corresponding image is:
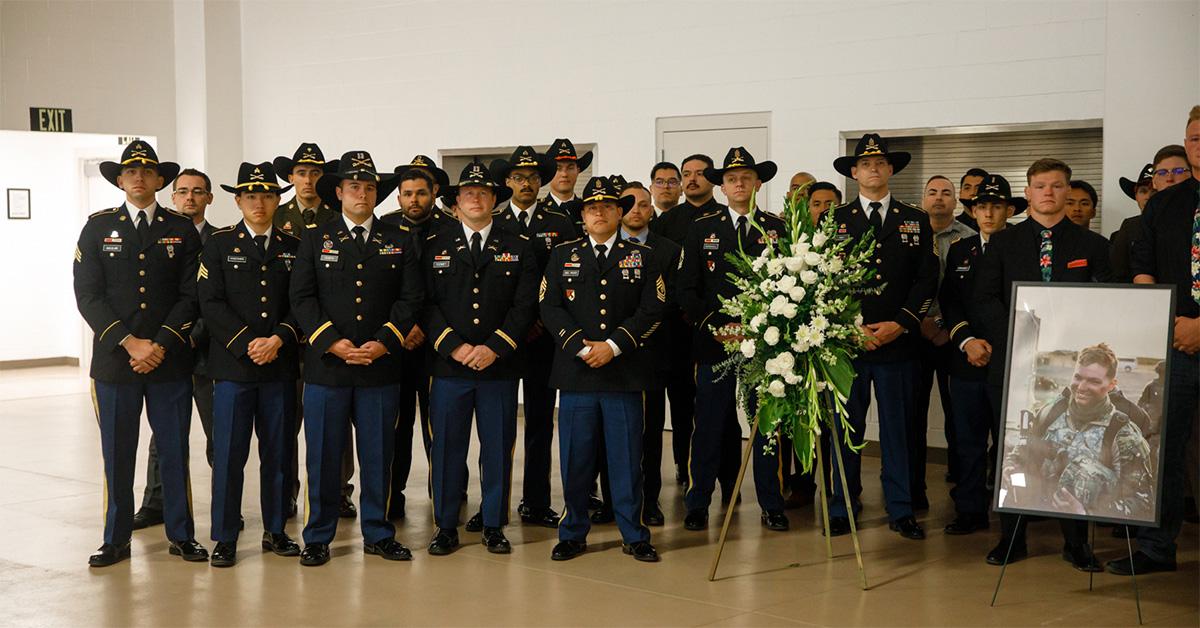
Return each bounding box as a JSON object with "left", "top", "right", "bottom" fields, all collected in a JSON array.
[{"left": 7, "top": 189, "right": 31, "bottom": 220}]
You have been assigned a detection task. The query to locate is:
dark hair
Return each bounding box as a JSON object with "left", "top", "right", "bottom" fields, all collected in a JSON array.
[
  {"left": 1078, "top": 343, "right": 1118, "bottom": 378},
  {"left": 925, "top": 175, "right": 952, "bottom": 187},
  {"left": 680, "top": 154, "right": 714, "bottom": 170},
  {"left": 650, "top": 161, "right": 680, "bottom": 181},
  {"left": 1069, "top": 180, "right": 1098, "bottom": 205},
  {"left": 174, "top": 168, "right": 211, "bottom": 192},
  {"left": 1152, "top": 144, "right": 1187, "bottom": 167},
  {"left": 1026, "top": 158, "right": 1071, "bottom": 183},
  {"left": 398, "top": 168, "right": 434, "bottom": 190},
  {"left": 808, "top": 181, "right": 842, "bottom": 203},
  {"left": 959, "top": 168, "right": 989, "bottom": 184},
  {"left": 622, "top": 180, "right": 647, "bottom": 191}
]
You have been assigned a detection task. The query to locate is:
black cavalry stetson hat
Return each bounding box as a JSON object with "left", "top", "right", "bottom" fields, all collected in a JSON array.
[
  {"left": 100, "top": 141, "right": 180, "bottom": 190},
  {"left": 608, "top": 174, "right": 629, "bottom": 192},
  {"left": 704, "top": 146, "right": 778, "bottom": 186},
  {"left": 961, "top": 173, "right": 1026, "bottom": 214},
  {"left": 833, "top": 133, "right": 911, "bottom": 178},
  {"left": 1118, "top": 163, "right": 1154, "bottom": 200},
  {"left": 315, "top": 150, "right": 397, "bottom": 208},
  {"left": 273, "top": 142, "right": 338, "bottom": 179},
  {"left": 445, "top": 160, "right": 513, "bottom": 205},
  {"left": 581, "top": 176, "right": 636, "bottom": 213},
  {"left": 220, "top": 161, "right": 292, "bottom": 195},
  {"left": 547, "top": 138, "right": 593, "bottom": 171},
  {"left": 490, "top": 146, "right": 556, "bottom": 186},
  {"left": 394, "top": 154, "right": 450, "bottom": 189}
]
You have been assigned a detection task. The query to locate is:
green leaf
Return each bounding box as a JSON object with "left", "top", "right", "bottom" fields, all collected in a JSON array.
[{"left": 825, "top": 348, "right": 856, "bottom": 399}]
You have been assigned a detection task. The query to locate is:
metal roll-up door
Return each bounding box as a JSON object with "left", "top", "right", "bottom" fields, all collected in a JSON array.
[{"left": 842, "top": 123, "right": 1104, "bottom": 231}]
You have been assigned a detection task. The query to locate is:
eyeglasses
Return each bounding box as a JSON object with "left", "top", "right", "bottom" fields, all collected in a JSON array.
[
  {"left": 1154, "top": 167, "right": 1191, "bottom": 177},
  {"left": 507, "top": 174, "right": 540, "bottom": 185},
  {"left": 652, "top": 178, "right": 680, "bottom": 188}
]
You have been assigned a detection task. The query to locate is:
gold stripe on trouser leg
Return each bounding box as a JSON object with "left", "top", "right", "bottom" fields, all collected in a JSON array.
[
  {"left": 384, "top": 409, "right": 400, "bottom": 518},
  {"left": 638, "top": 391, "right": 647, "bottom": 526},
  {"left": 427, "top": 389, "right": 436, "bottom": 519},
  {"left": 685, "top": 365, "right": 698, "bottom": 492},
  {"left": 91, "top": 379, "right": 106, "bottom": 522}
]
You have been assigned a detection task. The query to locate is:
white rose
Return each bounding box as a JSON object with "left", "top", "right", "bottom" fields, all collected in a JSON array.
[
  {"left": 751, "top": 256, "right": 766, "bottom": 272},
  {"left": 782, "top": 302, "right": 799, "bottom": 319},
  {"left": 783, "top": 371, "right": 800, "bottom": 385},
  {"left": 763, "top": 326, "right": 781, "bottom": 346},
  {"left": 768, "top": 295, "right": 791, "bottom": 316},
  {"left": 784, "top": 256, "right": 805, "bottom": 273},
  {"left": 759, "top": 278, "right": 774, "bottom": 294},
  {"left": 804, "top": 251, "right": 823, "bottom": 266},
  {"left": 767, "top": 379, "right": 787, "bottom": 398},
  {"left": 749, "top": 312, "right": 766, "bottom": 332},
  {"left": 812, "top": 232, "right": 828, "bottom": 248},
  {"left": 788, "top": 286, "right": 806, "bottom": 302},
  {"left": 800, "top": 270, "right": 819, "bottom": 285},
  {"left": 775, "top": 351, "right": 795, "bottom": 373},
  {"left": 740, "top": 339, "right": 756, "bottom": 358},
  {"left": 775, "top": 275, "right": 797, "bottom": 292}
]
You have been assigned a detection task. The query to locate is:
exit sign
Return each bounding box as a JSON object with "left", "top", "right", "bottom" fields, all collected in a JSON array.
[{"left": 29, "top": 107, "right": 73, "bottom": 132}]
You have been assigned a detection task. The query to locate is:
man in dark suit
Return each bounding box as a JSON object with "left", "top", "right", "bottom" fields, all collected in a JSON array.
[
  {"left": 490, "top": 146, "right": 579, "bottom": 530},
  {"left": 541, "top": 176, "right": 667, "bottom": 562},
  {"left": 825, "top": 133, "right": 939, "bottom": 541},
  {"left": 134, "top": 168, "right": 220, "bottom": 530},
  {"left": 677, "top": 147, "right": 790, "bottom": 533},
  {"left": 1109, "top": 163, "right": 1155, "bottom": 283},
  {"left": 423, "top": 161, "right": 539, "bottom": 556},
  {"left": 73, "top": 141, "right": 207, "bottom": 566},
  {"left": 289, "top": 151, "right": 424, "bottom": 566},
  {"left": 973, "top": 158, "right": 1113, "bottom": 571},
  {"left": 939, "top": 174, "right": 1024, "bottom": 535},
  {"left": 200, "top": 162, "right": 303, "bottom": 567}
]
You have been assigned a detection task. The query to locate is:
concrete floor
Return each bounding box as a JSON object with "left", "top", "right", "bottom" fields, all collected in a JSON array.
[{"left": 0, "top": 366, "right": 1196, "bottom": 627}]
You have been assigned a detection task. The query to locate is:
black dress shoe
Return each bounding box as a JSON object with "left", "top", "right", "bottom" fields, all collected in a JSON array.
[
  {"left": 168, "top": 539, "right": 210, "bottom": 562},
  {"left": 364, "top": 538, "right": 413, "bottom": 561},
  {"left": 825, "top": 516, "right": 851, "bottom": 537},
  {"left": 642, "top": 503, "right": 665, "bottom": 527},
  {"left": 339, "top": 495, "right": 357, "bottom": 519},
  {"left": 761, "top": 510, "right": 790, "bottom": 531},
  {"left": 262, "top": 532, "right": 301, "bottom": 556},
  {"left": 590, "top": 506, "right": 614, "bottom": 524},
  {"left": 587, "top": 494, "right": 604, "bottom": 511},
  {"left": 286, "top": 500, "right": 298, "bottom": 520},
  {"left": 943, "top": 513, "right": 989, "bottom": 535},
  {"left": 88, "top": 542, "right": 131, "bottom": 567},
  {"left": 551, "top": 540, "right": 587, "bottom": 561},
  {"left": 986, "top": 538, "right": 1027, "bottom": 566},
  {"left": 210, "top": 542, "right": 237, "bottom": 568},
  {"left": 1106, "top": 551, "right": 1176, "bottom": 576},
  {"left": 1062, "top": 543, "right": 1102, "bottom": 572},
  {"left": 622, "top": 541, "right": 660, "bottom": 562},
  {"left": 519, "top": 505, "right": 561, "bottom": 528},
  {"left": 464, "top": 511, "right": 483, "bottom": 532},
  {"left": 683, "top": 509, "right": 708, "bottom": 531},
  {"left": 131, "top": 508, "right": 163, "bottom": 530},
  {"left": 428, "top": 529, "right": 460, "bottom": 556},
  {"left": 299, "top": 543, "right": 330, "bottom": 566},
  {"left": 482, "top": 527, "right": 512, "bottom": 554},
  {"left": 889, "top": 516, "right": 925, "bottom": 540}
]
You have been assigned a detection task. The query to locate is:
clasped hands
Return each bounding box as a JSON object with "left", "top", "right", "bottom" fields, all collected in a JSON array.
[
  {"left": 329, "top": 339, "right": 388, "bottom": 366},
  {"left": 450, "top": 343, "right": 498, "bottom": 371}
]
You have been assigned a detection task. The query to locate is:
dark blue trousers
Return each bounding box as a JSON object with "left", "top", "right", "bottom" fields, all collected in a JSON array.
[
  {"left": 1138, "top": 349, "right": 1199, "bottom": 562},
  {"left": 210, "top": 380, "right": 295, "bottom": 542},
  {"left": 684, "top": 364, "right": 785, "bottom": 513},
  {"left": 559, "top": 391, "right": 650, "bottom": 544},
  {"left": 521, "top": 341, "right": 558, "bottom": 511},
  {"left": 429, "top": 377, "right": 518, "bottom": 530},
  {"left": 947, "top": 376, "right": 993, "bottom": 515},
  {"left": 830, "top": 359, "right": 916, "bottom": 521},
  {"left": 301, "top": 383, "right": 398, "bottom": 545},
  {"left": 92, "top": 379, "right": 194, "bottom": 545}
]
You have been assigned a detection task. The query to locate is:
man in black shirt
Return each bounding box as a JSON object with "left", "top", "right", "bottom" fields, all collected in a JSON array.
[{"left": 1112, "top": 107, "right": 1200, "bottom": 575}]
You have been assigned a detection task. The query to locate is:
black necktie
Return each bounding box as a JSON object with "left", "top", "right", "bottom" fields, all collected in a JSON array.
[
  {"left": 253, "top": 234, "right": 267, "bottom": 255},
  {"left": 302, "top": 208, "right": 316, "bottom": 226},
  {"left": 628, "top": 235, "right": 640, "bottom": 244},
  {"left": 352, "top": 225, "right": 366, "bottom": 251},
  {"left": 136, "top": 210, "right": 150, "bottom": 244},
  {"left": 595, "top": 243, "right": 608, "bottom": 265},
  {"left": 868, "top": 201, "right": 883, "bottom": 236},
  {"left": 519, "top": 210, "right": 530, "bottom": 234},
  {"left": 736, "top": 215, "right": 748, "bottom": 244},
  {"left": 470, "top": 232, "right": 482, "bottom": 265}
]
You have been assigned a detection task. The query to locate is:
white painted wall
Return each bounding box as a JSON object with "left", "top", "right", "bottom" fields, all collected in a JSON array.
[{"left": 0, "top": 130, "right": 152, "bottom": 362}]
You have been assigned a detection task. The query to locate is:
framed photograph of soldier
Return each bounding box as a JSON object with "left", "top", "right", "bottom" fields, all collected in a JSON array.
[{"left": 993, "top": 282, "right": 1175, "bottom": 527}]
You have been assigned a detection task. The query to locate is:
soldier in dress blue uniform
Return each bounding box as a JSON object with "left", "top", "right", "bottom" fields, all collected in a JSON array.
[
  {"left": 824, "top": 133, "right": 939, "bottom": 541},
  {"left": 200, "top": 162, "right": 304, "bottom": 567},
  {"left": 677, "top": 147, "right": 791, "bottom": 533},
  {"left": 939, "top": 174, "right": 1024, "bottom": 536},
  {"left": 390, "top": 153, "right": 455, "bottom": 226},
  {"left": 289, "top": 151, "right": 424, "bottom": 566},
  {"left": 73, "top": 141, "right": 207, "bottom": 566},
  {"left": 540, "top": 138, "right": 592, "bottom": 231},
  {"left": 489, "top": 145, "right": 578, "bottom": 530},
  {"left": 541, "top": 176, "right": 667, "bottom": 562},
  {"left": 423, "top": 160, "right": 540, "bottom": 556}
]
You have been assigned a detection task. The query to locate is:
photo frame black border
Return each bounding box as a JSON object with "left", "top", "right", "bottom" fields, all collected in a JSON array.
[{"left": 7, "top": 188, "right": 31, "bottom": 220}]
